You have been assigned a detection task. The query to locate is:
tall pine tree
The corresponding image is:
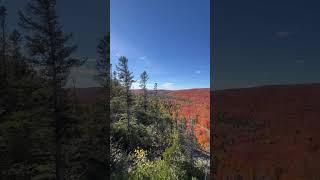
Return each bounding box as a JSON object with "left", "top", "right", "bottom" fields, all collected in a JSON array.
[
  {"left": 116, "top": 56, "right": 134, "bottom": 130},
  {"left": 96, "top": 35, "right": 110, "bottom": 129},
  {"left": 139, "top": 71, "right": 149, "bottom": 112},
  {"left": 8, "top": 30, "right": 25, "bottom": 79},
  {"left": 96, "top": 35, "right": 110, "bottom": 88},
  {"left": 0, "top": 5, "right": 6, "bottom": 84},
  {"left": 95, "top": 35, "right": 110, "bottom": 176},
  {"left": 19, "top": 1, "right": 85, "bottom": 179},
  {"left": 0, "top": 5, "right": 7, "bottom": 115}
]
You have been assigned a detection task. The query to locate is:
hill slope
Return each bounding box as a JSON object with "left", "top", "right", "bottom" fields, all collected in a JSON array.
[
  {"left": 72, "top": 87, "right": 211, "bottom": 149},
  {"left": 213, "top": 84, "right": 320, "bottom": 180},
  {"left": 167, "top": 89, "right": 210, "bottom": 149}
]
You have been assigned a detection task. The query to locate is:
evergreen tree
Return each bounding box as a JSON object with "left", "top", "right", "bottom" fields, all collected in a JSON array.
[
  {"left": 8, "top": 30, "right": 22, "bottom": 58},
  {"left": 96, "top": 34, "right": 110, "bottom": 134},
  {"left": 4, "top": 30, "right": 27, "bottom": 114},
  {"left": 95, "top": 35, "right": 110, "bottom": 177},
  {"left": 0, "top": 5, "right": 7, "bottom": 114},
  {"left": 110, "top": 69, "right": 125, "bottom": 122},
  {"left": 69, "top": 75, "right": 77, "bottom": 114},
  {"left": 0, "top": 5, "right": 6, "bottom": 83},
  {"left": 153, "top": 83, "right": 160, "bottom": 115},
  {"left": 139, "top": 71, "right": 149, "bottom": 112},
  {"left": 112, "top": 70, "right": 117, "bottom": 83},
  {"left": 8, "top": 30, "right": 25, "bottom": 79},
  {"left": 19, "top": 1, "right": 86, "bottom": 179},
  {"left": 96, "top": 35, "right": 110, "bottom": 88},
  {"left": 95, "top": 35, "right": 110, "bottom": 125},
  {"left": 154, "top": 82, "right": 158, "bottom": 96},
  {"left": 116, "top": 56, "right": 134, "bottom": 130},
  {"left": 111, "top": 70, "right": 122, "bottom": 97}
]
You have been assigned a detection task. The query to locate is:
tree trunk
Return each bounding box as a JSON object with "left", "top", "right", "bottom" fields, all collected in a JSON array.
[
  {"left": 53, "top": 71, "right": 64, "bottom": 180},
  {"left": 143, "top": 89, "right": 147, "bottom": 112},
  {"left": 1, "top": 16, "right": 6, "bottom": 84},
  {"left": 49, "top": 26, "right": 64, "bottom": 179},
  {"left": 127, "top": 88, "right": 130, "bottom": 130}
]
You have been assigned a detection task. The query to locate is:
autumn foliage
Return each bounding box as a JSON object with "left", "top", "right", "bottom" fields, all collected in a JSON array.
[{"left": 166, "top": 88, "right": 210, "bottom": 150}]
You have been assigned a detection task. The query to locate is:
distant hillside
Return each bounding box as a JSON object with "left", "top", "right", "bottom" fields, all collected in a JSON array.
[
  {"left": 71, "top": 87, "right": 174, "bottom": 104},
  {"left": 131, "top": 89, "right": 173, "bottom": 95},
  {"left": 212, "top": 83, "right": 320, "bottom": 180},
  {"left": 72, "top": 87, "right": 205, "bottom": 104},
  {"left": 167, "top": 88, "right": 210, "bottom": 150},
  {"left": 72, "top": 87, "right": 211, "bottom": 149},
  {"left": 168, "top": 88, "right": 209, "bottom": 103}
]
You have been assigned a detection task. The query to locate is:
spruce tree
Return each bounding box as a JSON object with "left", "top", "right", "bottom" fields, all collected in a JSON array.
[
  {"left": 19, "top": 1, "right": 85, "bottom": 179},
  {"left": 4, "top": 30, "right": 26, "bottom": 114},
  {"left": 96, "top": 35, "right": 110, "bottom": 88},
  {"left": 95, "top": 35, "right": 110, "bottom": 176},
  {"left": 8, "top": 30, "right": 25, "bottom": 79},
  {"left": 153, "top": 82, "right": 159, "bottom": 112},
  {"left": 0, "top": 5, "right": 7, "bottom": 114},
  {"left": 111, "top": 70, "right": 120, "bottom": 96},
  {"left": 139, "top": 71, "right": 149, "bottom": 112},
  {"left": 116, "top": 56, "right": 134, "bottom": 130},
  {"left": 8, "top": 30, "right": 22, "bottom": 56},
  {"left": 110, "top": 69, "right": 125, "bottom": 122},
  {"left": 96, "top": 35, "right": 110, "bottom": 128},
  {"left": 0, "top": 5, "right": 6, "bottom": 83}
]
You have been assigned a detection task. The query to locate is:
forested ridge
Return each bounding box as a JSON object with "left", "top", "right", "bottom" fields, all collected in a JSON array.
[{"left": 109, "top": 57, "right": 209, "bottom": 179}]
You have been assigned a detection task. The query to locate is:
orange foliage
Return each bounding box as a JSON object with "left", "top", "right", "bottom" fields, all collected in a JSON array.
[{"left": 167, "top": 89, "right": 210, "bottom": 150}]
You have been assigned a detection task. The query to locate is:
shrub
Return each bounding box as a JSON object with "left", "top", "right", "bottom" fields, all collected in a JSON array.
[{"left": 129, "top": 148, "right": 185, "bottom": 180}]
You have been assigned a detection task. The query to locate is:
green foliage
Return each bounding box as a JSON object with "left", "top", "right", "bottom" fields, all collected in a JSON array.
[
  {"left": 180, "top": 161, "right": 205, "bottom": 180},
  {"left": 112, "top": 118, "right": 155, "bottom": 152},
  {"left": 110, "top": 142, "right": 132, "bottom": 179},
  {"left": 129, "top": 158, "right": 183, "bottom": 180},
  {"left": 108, "top": 56, "right": 209, "bottom": 179},
  {"left": 127, "top": 129, "right": 206, "bottom": 180},
  {"left": 111, "top": 96, "right": 126, "bottom": 121},
  {"left": 134, "top": 109, "right": 150, "bottom": 125},
  {"left": 117, "top": 56, "right": 135, "bottom": 90},
  {"left": 96, "top": 35, "right": 110, "bottom": 88},
  {"left": 128, "top": 148, "right": 185, "bottom": 180},
  {"left": 139, "top": 71, "right": 149, "bottom": 112}
]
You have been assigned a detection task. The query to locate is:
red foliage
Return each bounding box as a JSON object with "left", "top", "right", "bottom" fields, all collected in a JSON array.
[
  {"left": 167, "top": 88, "right": 210, "bottom": 150},
  {"left": 213, "top": 84, "right": 320, "bottom": 179}
]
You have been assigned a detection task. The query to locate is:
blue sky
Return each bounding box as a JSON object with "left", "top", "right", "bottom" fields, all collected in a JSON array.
[
  {"left": 4, "top": 0, "right": 108, "bottom": 88},
  {"left": 5, "top": 0, "right": 209, "bottom": 89},
  {"left": 111, "top": 0, "right": 210, "bottom": 90},
  {"left": 213, "top": 0, "right": 320, "bottom": 90},
  {"left": 6, "top": 0, "right": 320, "bottom": 90}
]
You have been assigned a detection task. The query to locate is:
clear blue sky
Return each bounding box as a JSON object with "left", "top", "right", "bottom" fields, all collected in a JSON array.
[
  {"left": 4, "top": 0, "right": 108, "bottom": 88},
  {"left": 213, "top": 0, "right": 320, "bottom": 90},
  {"left": 111, "top": 0, "right": 210, "bottom": 90},
  {"left": 5, "top": 0, "right": 209, "bottom": 89}
]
